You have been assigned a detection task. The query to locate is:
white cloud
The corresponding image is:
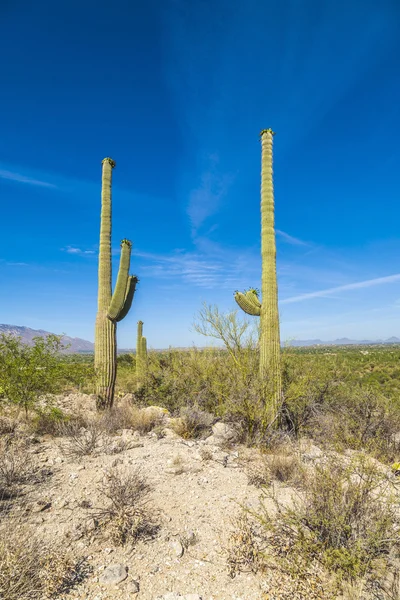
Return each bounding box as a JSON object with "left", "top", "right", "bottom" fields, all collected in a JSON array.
[
  {"left": 133, "top": 248, "right": 252, "bottom": 290},
  {"left": 0, "top": 169, "right": 57, "bottom": 188},
  {"left": 281, "top": 273, "right": 400, "bottom": 304},
  {"left": 63, "top": 246, "right": 96, "bottom": 256},
  {"left": 187, "top": 154, "right": 234, "bottom": 233},
  {"left": 276, "top": 229, "right": 310, "bottom": 246}
]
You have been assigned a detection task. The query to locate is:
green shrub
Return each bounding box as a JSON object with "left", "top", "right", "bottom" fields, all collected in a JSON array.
[
  {"left": 30, "top": 406, "right": 69, "bottom": 435},
  {"left": 253, "top": 454, "right": 400, "bottom": 582}
]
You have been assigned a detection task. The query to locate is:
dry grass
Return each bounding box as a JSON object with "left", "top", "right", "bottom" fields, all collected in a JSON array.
[
  {"left": 0, "top": 526, "right": 90, "bottom": 599},
  {"left": 0, "top": 436, "right": 34, "bottom": 499},
  {"left": 224, "top": 512, "right": 266, "bottom": 578},
  {"left": 170, "top": 406, "right": 214, "bottom": 439},
  {"left": 199, "top": 446, "right": 213, "bottom": 462},
  {"left": 95, "top": 468, "right": 159, "bottom": 545},
  {"left": 0, "top": 415, "right": 18, "bottom": 436},
  {"left": 264, "top": 451, "right": 302, "bottom": 484},
  {"left": 245, "top": 458, "right": 271, "bottom": 488},
  {"left": 224, "top": 511, "right": 338, "bottom": 599},
  {"left": 58, "top": 420, "right": 108, "bottom": 458},
  {"left": 102, "top": 403, "right": 166, "bottom": 434}
]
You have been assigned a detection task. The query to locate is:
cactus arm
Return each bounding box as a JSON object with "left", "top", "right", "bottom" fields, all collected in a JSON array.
[
  {"left": 245, "top": 289, "right": 262, "bottom": 308},
  {"left": 115, "top": 275, "right": 138, "bottom": 323},
  {"left": 234, "top": 291, "right": 261, "bottom": 316},
  {"left": 107, "top": 239, "right": 132, "bottom": 321}
]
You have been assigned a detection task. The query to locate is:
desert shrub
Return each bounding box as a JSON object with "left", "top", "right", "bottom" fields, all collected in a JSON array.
[
  {"left": 0, "top": 526, "right": 90, "bottom": 599},
  {"left": 280, "top": 354, "right": 342, "bottom": 435},
  {"left": 0, "top": 437, "right": 34, "bottom": 499},
  {"left": 96, "top": 468, "right": 158, "bottom": 545},
  {"left": 100, "top": 403, "right": 163, "bottom": 434},
  {"left": 244, "top": 459, "right": 271, "bottom": 488},
  {"left": 0, "top": 334, "right": 94, "bottom": 416},
  {"left": 30, "top": 406, "right": 70, "bottom": 435},
  {"left": 253, "top": 455, "right": 400, "bottom": 582},
  {"left": 224, "top": 511, "right": 338, "bottom": 598},
  {"left": 225, "top": 512, "right": 266, "bottom": 578},
  {"left": 265, "top": 450, "right": 304, "bottom": 485},
  {"left": 171, "top": 406, "right": 215, "bottom": 439},
  {"left": 56, "top": 355, "right": 95, "bottom": 394},
  {"left": 117, "top": 353, "right": 134, "bottom": 367},
  {"left": 0, "top": 415, "right": 18, "bottom": 435},
  {"left": 310, "top": 387, "right": 400, "bottom": 463},
  {"left": 59, "top": 421, "right": 107, "bottom": 458}
]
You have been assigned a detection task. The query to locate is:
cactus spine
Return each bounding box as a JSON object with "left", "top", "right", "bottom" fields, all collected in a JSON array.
[
  {"left": 95, "top": 158, "right": 138, "bottom": 410},
  {"left": 234, "top": 129, "right": 282, "bottom": 419},
  {"left": 136, "top": 320, "right": 147, "bottom": 387}
]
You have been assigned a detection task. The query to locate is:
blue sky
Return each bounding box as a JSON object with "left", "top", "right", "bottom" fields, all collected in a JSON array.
[{"left": 1, "top": 0, "right": 400, "bottom": 348}]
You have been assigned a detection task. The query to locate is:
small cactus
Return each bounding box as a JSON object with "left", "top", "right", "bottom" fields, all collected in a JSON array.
[
  {"left": 95, "top": 158, "right": 138, "bottom": 410},
  {"left": 136, "top": 320, "right": 147, "bottom": 388}
]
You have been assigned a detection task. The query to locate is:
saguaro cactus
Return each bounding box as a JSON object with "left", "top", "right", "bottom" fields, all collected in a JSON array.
[
  {"left": 136, "top": 320, "right": 147, "bottom": 388},
  {"left": 95, "top": 158, "right": 138, "bottom": 410},
  {"left": 234, "top": 129, "right": 282, "bottom": 419}
]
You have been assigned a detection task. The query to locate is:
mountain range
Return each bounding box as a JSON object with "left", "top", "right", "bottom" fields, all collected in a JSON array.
[
  {"left": 0, "top": 325, "right": 399, "bottom": 352},
  {"left": 285, "top": 337, "right": 400, "bottom": 347},
  {"left": 0, "top": 324, "right": 94, "bottom": 353}
]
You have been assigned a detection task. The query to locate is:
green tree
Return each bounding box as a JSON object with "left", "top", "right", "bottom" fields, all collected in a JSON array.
[{"left": 0, "top": 334, "right": 67, "bottom": 417}]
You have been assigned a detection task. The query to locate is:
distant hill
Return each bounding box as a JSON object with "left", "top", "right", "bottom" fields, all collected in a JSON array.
[
  {"left": 1, "top": 324, "right": 400, "bottom": 353},
  {"left": 0, "top": 324, "right": 94, "bottom": 353},
  {"left": 286, "top": 337, "right": 400, "bottom": 347}
]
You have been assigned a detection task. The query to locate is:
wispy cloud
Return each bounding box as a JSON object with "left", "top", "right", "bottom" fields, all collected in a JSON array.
[
  {"left": 0, "top": 169, "right": 57, "bottom": 188},
  {"left": 62, "top": 246, "right": 96, "bottom": 256},
  {"left": 187, "top": 154, "right": 234, "bottom": 234},
  {"left": 133, "top": 247, "right": 254, "bottom": 290},
  {"left": 281, "top": 273, "right": 400, "bottom": 304},
  {"left": 276, "top": 229, "right": 310, "bottom": 246}
]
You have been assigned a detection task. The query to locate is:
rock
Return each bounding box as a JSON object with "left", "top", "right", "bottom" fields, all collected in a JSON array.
[
  {"left": 141, "top": 406, "right": 170, "bottom": 420},
  {"left": 169, "top": 539, "right": 184, "bottom": 558},
  {"left": 391, "top": 431, "right": 400, "bottom": 446},
  {"left": 98, "top": 563, "right": 128, "bottom": 585},
  {"left": 126, "top": 579, "right": 140, "bottom": 593},
  {"left": 204, "top": 435, "right": 218, "bottom": 446},
  {"left": 156, "top": 595, "right": 202, "bottom": 600},
  {"left": 211, "top": 421, "right": 237, "bottom": 441},
  {"left": 184, "top": 530, "right": 197, "bottom": 546},
  {"left": 31, "top": 500, "right": 51, "bottom": 513},
  {"left": 299, "top": 438, "right": 324, "bottom": 462},
  {"left": 162, "top": 427, "right": 182, "bottom": 440},
  {"left": 121, "top": 393, "right": 135, "bottom": 404}
]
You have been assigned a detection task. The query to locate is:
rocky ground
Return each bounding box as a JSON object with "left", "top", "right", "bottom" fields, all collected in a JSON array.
[{"left": 1, "top": 394, "right": 399, "bottom": 600}]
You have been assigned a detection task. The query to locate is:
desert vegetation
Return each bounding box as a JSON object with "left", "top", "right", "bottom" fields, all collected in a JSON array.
[
  {"left": 1, "top": 322, "right": 400, "bottom": 598},
  {"left": 0, "top": 138, "right": 399, "bottom": 599}
]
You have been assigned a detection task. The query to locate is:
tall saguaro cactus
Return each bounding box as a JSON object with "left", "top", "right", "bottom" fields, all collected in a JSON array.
[
  {"left": 234, "top": 129, "right": 282, "bottom": 419},
  {"left": 95, "top": 158, "right": 138, "bottom": 410},
  {"left": 136, "top": 320, "right": 147, "bottom": 388}
]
